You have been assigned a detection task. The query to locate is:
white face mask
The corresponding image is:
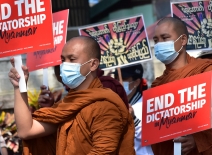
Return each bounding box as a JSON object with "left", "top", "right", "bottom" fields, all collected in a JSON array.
[
  {"left": 123, "top": 81, "right": 134, "bottom": 95},
  {"left": 60, "top": 60, "right": 92, "bottom": 89}
]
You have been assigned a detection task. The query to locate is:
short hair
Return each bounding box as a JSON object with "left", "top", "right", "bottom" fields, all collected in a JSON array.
[
  {"left": 157, "top": 17, "right": 189, "bottom": 38},
  {"left": 73, "top": 36, "right": 101, "bottom": 61}
]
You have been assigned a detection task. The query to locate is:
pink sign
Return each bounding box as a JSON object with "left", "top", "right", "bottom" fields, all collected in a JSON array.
[{"left": 27, "top": 9, "right": 69, "bottom": 71}]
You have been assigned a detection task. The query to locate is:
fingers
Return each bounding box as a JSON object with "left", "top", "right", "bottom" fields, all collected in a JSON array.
[
  {"left": 38, "top": 94, "right": 52, "bottom": 104},
  {"left": 38, "top": 94, "right": 55, "bottom": 108},
  {"left": 8, "top": 70, "right": 20, "bottom": 82},
  {"left": 40, "top": 86, "right": 51, "bottom": 95},
  {"left": 40, "top": 85, "right": 47, "bottom": 90},
  {"left": 8, "top": 67, "right": 20, "bottom": 87},
  {"left": 182, "top": 147, "right": 192, "bottom": 155},
  {"left": 10, "top": 58, "right": 15, "bottom": 67},
  {"left": 22, "top": 65, "right": 29, "bottom": 76},
  {"left": 173, "top": 136, "right": 187, "bottom": 143}
]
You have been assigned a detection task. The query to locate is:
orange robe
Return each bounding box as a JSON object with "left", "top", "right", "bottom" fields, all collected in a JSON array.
[
  {"left": 151, "top": 53, "right": 212, "bottom": 155},
  {"left": 22, "top": 78, "right": 135, "bottom": 155}
]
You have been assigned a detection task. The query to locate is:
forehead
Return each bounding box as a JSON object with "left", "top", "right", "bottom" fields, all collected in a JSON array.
[
  {"left": 62, "top": 39, "right": 85, "bottom": 57},
  {"left": 154, "top": 22, "right": 176, "bottom": 36}
]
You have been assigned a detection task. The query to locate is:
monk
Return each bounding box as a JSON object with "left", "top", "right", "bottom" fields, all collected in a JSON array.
[
  {"left": 8, "top": 36, "right": 135, "bottom": 155},
  {"left": 152, "top": 17, "right": 212, "bottom": 155}
]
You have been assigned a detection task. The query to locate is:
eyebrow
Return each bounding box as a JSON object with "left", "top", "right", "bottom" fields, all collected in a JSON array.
[
  {"left": 160, "top": 33, "right": 170, "bottom": 36},
  {"left": 153, "top": 33, "right": 171, "bottom": 39}
]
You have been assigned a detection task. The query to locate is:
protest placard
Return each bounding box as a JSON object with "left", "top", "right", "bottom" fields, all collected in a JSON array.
[
  {"left": 0, "top": 0, "right": 54, "bottom": 57},
  {"left": 142, "top": 71, "right": 212, "bottom": 146},
  {"left": 79, "top": 15, "right": 152, "bottom": 70},
  {"left": 171, "top": 0, "right": 212, "bottom": 50},
  {"left": 26, "top": 9, "right": 69, "bottom": 72}
]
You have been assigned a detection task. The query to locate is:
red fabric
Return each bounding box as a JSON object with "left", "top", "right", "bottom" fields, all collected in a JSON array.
[{"left": 97, "top": 69, "right": 129, "bottom": 109}]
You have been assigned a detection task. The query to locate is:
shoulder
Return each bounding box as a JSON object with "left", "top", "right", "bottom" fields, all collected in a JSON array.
[
  {"left": 151, "top": 73, "right": 166, "bottom": 88},
  {"left": 195, "top": 58, "right": 212, "bottom": 72},
  {"left": 82, "top": 100, "right": 121, "bottom": 117}
]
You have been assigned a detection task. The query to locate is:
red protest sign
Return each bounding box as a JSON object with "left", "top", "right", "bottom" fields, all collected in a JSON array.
[
  {"left": 26, "top": 9, "right": 69, "bottom": 72},
  {"left": 0, "top": 0, "right": 54, "bottom": 58},
  {"left": 142, "top": 71, "right": 212, "bottom": 146}
]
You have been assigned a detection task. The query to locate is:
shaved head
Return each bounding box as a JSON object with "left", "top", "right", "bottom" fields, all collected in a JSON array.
[
  {"left": 66, "top": 36, "right": 101, "bottom": 61},
  {"left": 157, "top": 17, "right": 188, "bottom": 38}
]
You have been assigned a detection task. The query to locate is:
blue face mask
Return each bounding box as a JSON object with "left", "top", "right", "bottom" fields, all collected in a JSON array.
[
  {"left": 123, "top": 81, "right": 134, "bottom": 95},
  {"left": 60, "top": 60, "right": 92, "bottom": 89},
  {"left": 154, "top": 35, "right": 183, "bottom": 64}
]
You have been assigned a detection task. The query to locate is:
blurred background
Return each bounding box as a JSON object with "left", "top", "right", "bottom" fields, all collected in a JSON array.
[{"left": 0, "top": 0, "right": 198, "bottom": 154}]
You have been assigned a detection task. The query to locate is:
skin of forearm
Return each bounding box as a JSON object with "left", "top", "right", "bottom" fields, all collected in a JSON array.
[
  {"left": 14, "top": 88, "right": 33, "bottom": 139},
  {"left": 1, "top": 148, "right": 8, "bottom": 155}
]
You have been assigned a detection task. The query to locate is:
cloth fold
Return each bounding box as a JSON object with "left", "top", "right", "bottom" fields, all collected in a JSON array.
[{"left": 23, "top": 78, "right": 135, "bottom": 155}]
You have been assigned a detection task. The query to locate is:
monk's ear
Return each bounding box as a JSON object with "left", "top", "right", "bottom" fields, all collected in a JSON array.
[
  {"left": 181, "top": 34, "right": 188, "bottom": 46},
  {"left": 90, "top": 59, "right": 99, "bottom": 71}
]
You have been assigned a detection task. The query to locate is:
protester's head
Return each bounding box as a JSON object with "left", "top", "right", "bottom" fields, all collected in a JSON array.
[
  {"left": 153, "top": 17, "right": 188, "bottom": 65},
  {"left": 115, "top": 64, "right": 147, "bottom": 100},
  {"left": 60, "top": 36, "right": 101, "bottom": 90}
]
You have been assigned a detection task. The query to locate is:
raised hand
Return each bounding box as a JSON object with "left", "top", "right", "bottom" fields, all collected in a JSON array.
[
  {"left": 174, "top": 135, "right": 196, "bottom": 155},
  {"left": 8, "top": 58, "right": 29, "bottom": 88}
]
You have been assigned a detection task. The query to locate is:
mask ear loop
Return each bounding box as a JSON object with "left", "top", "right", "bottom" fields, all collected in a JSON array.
[
  {"left": 174, "top": 35, "right": 183, "bottom": 53},
  {"left": 85, "top": 71, "right": 91, "bottom": 77},
  {"left": 81, "top": 59, "right": 93, "bottom": 77},
  {"left": 81, "top": 59, "right": 93, "bottom": 66},
  {"left": 177, "top": 46, "right": 183, "bottom": 53},
  {"left": 174, "top": 35, "right": 183, "bottom": 43}
]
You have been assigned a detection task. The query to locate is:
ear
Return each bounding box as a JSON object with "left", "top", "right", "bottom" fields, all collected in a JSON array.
[
  {"left": 90, "top": 59, "right": 100, "bottom": 71},
  {"left": 181, "top": 34, "right": 188, "bottom": 46}
]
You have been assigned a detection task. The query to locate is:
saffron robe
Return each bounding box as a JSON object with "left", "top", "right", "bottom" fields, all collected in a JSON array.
[
  {"left": 151, "top": 53, "right": 212, "bottom": 155},
  {"left": 22, "top": 78, "right": 135, "bottom": 155}
]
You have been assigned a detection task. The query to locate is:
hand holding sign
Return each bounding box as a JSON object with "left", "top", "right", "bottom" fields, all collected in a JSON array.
[
  {"left": 174, "top": 135, "right": 196, "bottom": 155},
  {"left": 8, "top": 58, "right": 29, "bottom": 89},
  {"left": 38, "top": 85, "right": 54, "bottom": 108}
]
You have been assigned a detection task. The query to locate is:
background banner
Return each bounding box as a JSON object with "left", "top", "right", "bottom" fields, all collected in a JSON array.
[
  {"left": 171, "top": 0, "right": 212, "bottom": 50},
  {"left": 79, "top": 15, "right": 152, "bottom": 70}
]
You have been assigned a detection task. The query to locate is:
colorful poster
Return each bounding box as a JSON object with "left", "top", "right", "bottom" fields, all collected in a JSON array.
[
  {"left": 142, "top": 71, "right": 212, "bottom": 146},
  {"left": 0, "top": 0, "right": 54, "bottom": 58},
  {"left": 79, "top": 15, "right": 152, "bottom": 70},
  {"left": 26, "top": 10, "right": 69, "bottom": 72},
  {"left": 171, "top": 0, "right": 212, "bottom": 50}
]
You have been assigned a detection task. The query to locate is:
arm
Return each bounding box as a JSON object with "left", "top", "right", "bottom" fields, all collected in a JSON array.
[
  {"left": 9, "top": 58, "right": 57, "bottom": 140},
  {"left": 0, "top": 136, "right": 8, "bottom": 155},
  {"left": 87, "top": 101, "right": 124, "bottom": 155},
  {"left": 1, "top": 147, "right": 8, "bottom": 155}
]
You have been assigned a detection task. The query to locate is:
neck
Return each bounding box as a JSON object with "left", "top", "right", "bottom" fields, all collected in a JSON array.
[{"left": 166, "top": 50, "right": 188, "bottom": 70}]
